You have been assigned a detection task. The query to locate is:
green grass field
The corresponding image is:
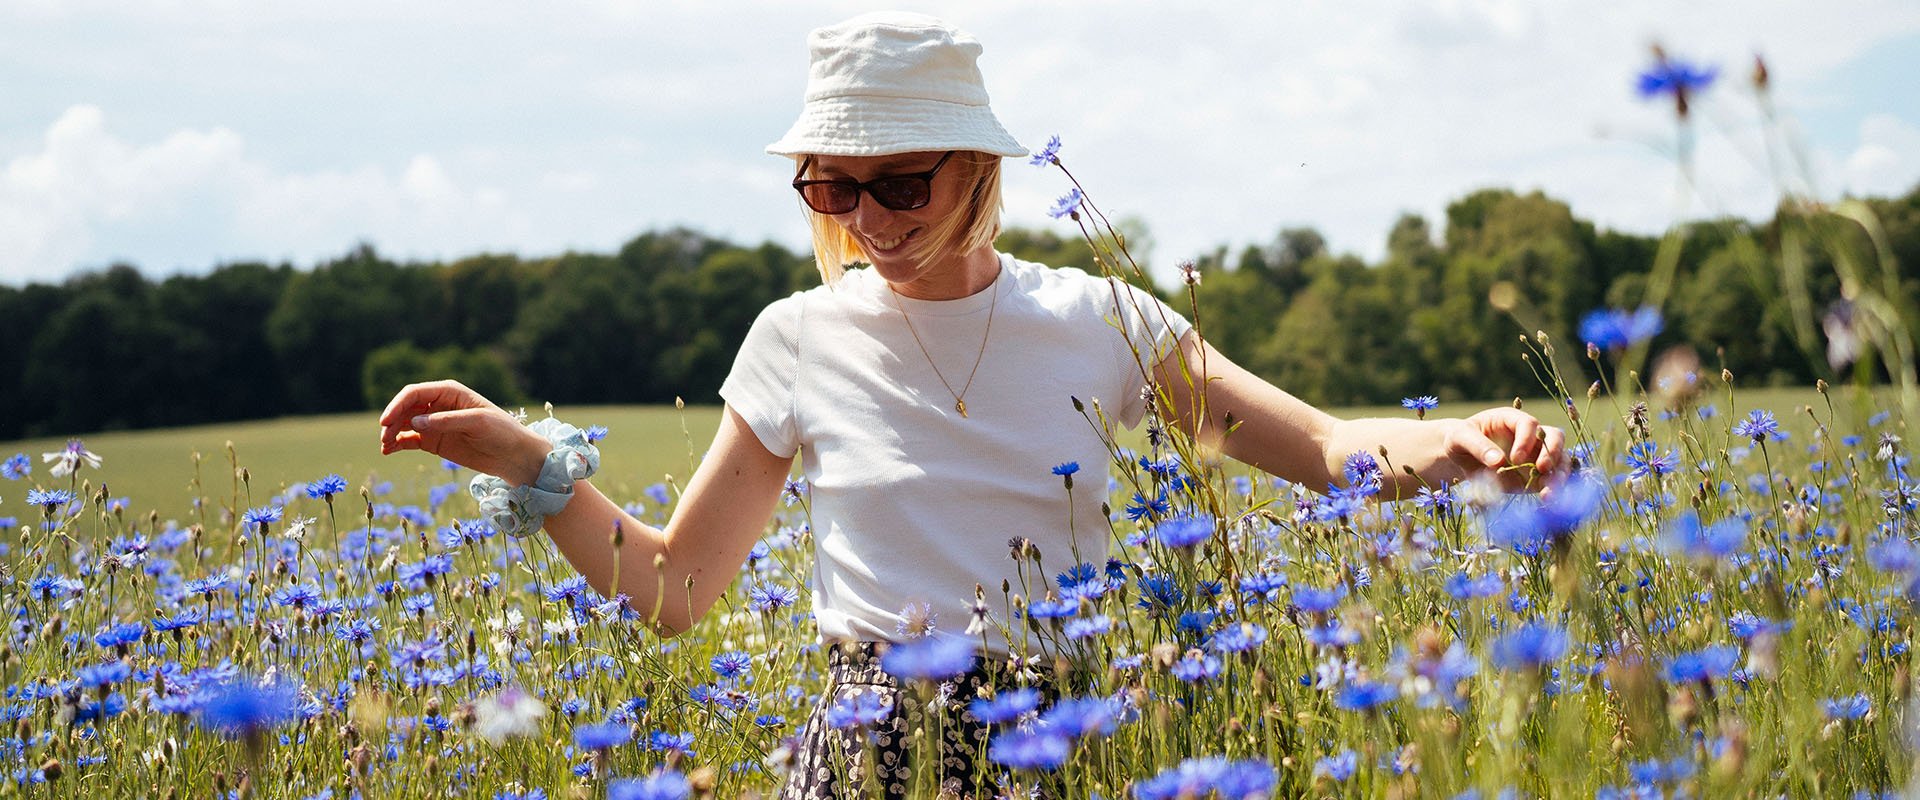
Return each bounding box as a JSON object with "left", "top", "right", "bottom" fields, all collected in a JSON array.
[{"left": 0, "top": 385, "right": 1885, "bottom": 529}]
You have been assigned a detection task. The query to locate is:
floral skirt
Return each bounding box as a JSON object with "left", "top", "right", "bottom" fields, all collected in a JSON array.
[{"left": 777, "top": 642, "right": 1046, "bottom": 799}]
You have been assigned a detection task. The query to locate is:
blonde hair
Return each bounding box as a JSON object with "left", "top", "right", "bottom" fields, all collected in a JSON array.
[{"left": 795, "top": 151, "right": 1004, "bottom": 285}]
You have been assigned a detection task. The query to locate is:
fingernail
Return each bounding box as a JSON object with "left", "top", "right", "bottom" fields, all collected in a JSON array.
[
  {"left": 412, "top": 414, "right": 430, "bottom": 430},
  {"left": 1484, "top": 449, "right": 1503, "bottom": 465}
]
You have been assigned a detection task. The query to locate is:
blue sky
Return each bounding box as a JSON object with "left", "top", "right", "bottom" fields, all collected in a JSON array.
[{"left": 3, "top": 1, "right": 1917, "bottom": 287}]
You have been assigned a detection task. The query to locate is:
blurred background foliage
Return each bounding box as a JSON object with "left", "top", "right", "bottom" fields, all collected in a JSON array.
[{"left": 3, "top": 182, "right": 1915, "bottom": 439}]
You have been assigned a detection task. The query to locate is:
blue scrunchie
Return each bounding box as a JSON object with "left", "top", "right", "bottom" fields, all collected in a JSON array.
[{"left": 469, "top": 416, "right": 600, "bottom": 538}]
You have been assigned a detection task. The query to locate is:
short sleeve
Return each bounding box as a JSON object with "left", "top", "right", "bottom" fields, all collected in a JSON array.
[
  {"left": 718, "top": 294, "right": 804, "bottom": 458},
  {"left": 1108, "top": 278, "right": 1194, "bottom": 428}
]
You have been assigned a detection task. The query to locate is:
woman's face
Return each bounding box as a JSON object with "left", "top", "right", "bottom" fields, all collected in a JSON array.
[{"left": 805, "top": 151, "right": 969, "bottom": 284}]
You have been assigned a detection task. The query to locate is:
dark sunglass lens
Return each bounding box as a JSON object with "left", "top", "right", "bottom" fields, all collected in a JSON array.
[
  {"left": 868, "top": 178, "right": 930, "bottom": 211},
  {"left": 800, "top": 183, "right": 859, "bottom": 214}
]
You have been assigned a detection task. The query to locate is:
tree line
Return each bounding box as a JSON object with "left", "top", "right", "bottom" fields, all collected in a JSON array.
[{"left": 4, "top": 184, "right": 1916, "bottom": 440}]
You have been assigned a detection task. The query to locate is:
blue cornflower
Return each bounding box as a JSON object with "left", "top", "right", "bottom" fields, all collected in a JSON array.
[
  {"left": 1413, "top": 484, "right": 1456, "bottom": 515},
  {"left": 573, "top": 721, "right": 631, "bottom": 750},
  {"left": 1051, "top": 461, "right": 1080, "bottom": 476},
  {"left": 1291, "top": 584, "right": 1347, "bottom": 614},
  {"left": 0, "top": 453, "right": 28, "bottom": 480},
  {"left": 1866, "top": 538, "right": 1919, "bottom": 575},
  {"left": 1580, "top": 306, "right": 1663, "bottom": 350},
  {"left": 544, "top": 575, "right": 591, "bottom": 603},
  {"left": 1661, "top": 510, "right": 1746, "bottom": 561},
  {"left": 333, "top": 617, "right": 382, "bottom": 645},
  {"left": 1623, "top": 442, "right": 1678, "bottom": 480},
  {"left": 1732, "top": 409, "right": 1779, "bottom": 443},
  {"left": 710, "top": 651, "right": 752, "bottom": 679},
  {"left": 584, "top": 425, "right": 609, "bottom": 443},
  {"left": 608, "top": 771, "right": 688, "bottom": 800},
  {"left": 1056, "top": 562, "right": 1098, "bottom": 589},
  {"left": 1343, "top": 451, "right": 1383, "bottom": 491},
  {"left": 1047, "top": 187, "right": 1084, "bottom": 220},
  {"left": 1170, "top": 651, "right": 1222, "bottom": 682},
  {"left": 241, "top": 505, "right": 283, "bottom": 528},
  {"left": 748, "top": 583, "right": 799, "bottom": 612},
  {"left": 1124, "top": 489, "right": 1171, "bottom": 521},
  {"left": 1025, "top": 596, "right": 1081, "bottom": 620},
  {"left": 1489, "top": 622, "right": 1571, "bottom": 671},
  {"left": 970, "top": 688, "right": 1041, "bottom": 724},
  {"left": 879, "top": 636, "right": 976, "bottom": 682},
  {"left": 185, "top": 574, "right": 228, "bottom": 597},
  {"left": 25, "top": 488, "right": 74, "bottom": 510},
  {"left": 1401, "top": 395, "right": 1440, "bottom": 417},
  {"left": 647, "top": 731, "right": 696, "bottom": 754},
  {"left": 1135, "top": 757, "right": 1277, "bottom": 800},
  {"left": 1332, "top": 680, "right": 1398, "bottom": 711},
  {"left": 1207, "top": 622, "right": 1268, "bottom": 654},
  {"left": 197, "top": 677, "right": 302, "bottom": 737},
  {"left": 1823, "top": 694, "right": 1871, "bottom": 721},
  {"left": 1662, "top": 645, "right": 1739, "bottom": 684},
  {"left": 825, "top": 692, "right": 891, "bottom": 729},
  {"left": 1727, "top": 612, "right": 1784, "bottom": 642},
  {"left": 306, "top": 474, "right": 348, "bottom": 500},
  {"left": 1063, "top": 615, "right": 1112, "bottom": 640},
  {"left": 987, "top": 728, "right": 1071, "bottom": 770},
  {"left": 1135, "top": 574, "right": 1186, "bottom": 614},
  {"left": 1485, "top": 475, "right": 1606, "bottom": 554},
  {"left": 93, "top": 623, "right": 145, "bottom": 649},
  {"left": 273, "top": 584, "right": 322, "bottom": 610},
  {"left": 1636, "top": 56, "right": 1718, "bottom": 100},
  {"left": 153, "top": 609, "right": 204, "bottom": 634},
  {"left": 1028, "top": 135, "right": 1063, "bottom": 167},
  {"left": 1312, "top": 750, "right": 1359, "bottom": 782},
  {"left": 1154, "top": 513, "right": 1214, "bottom": 549},
  {"left": 1039, "top": 696, "right": 1117, "bottom": 739},
  {"left": 75, "top": 661, "right": 131, "bottom": 688},
  {"left": 1304, "top": 621, "right": 1362, "bottom": 649},
  {"left": 1444, "top": 571, "right": 1505, "bottom": 601}
]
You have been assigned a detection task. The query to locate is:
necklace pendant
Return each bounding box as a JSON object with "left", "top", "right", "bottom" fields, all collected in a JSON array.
[{"left": 956, "top": 399, "right": 968, "bottom": 418}]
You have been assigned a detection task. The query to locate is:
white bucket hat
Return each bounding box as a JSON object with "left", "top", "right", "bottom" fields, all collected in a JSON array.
[{"left": 766, "top": 11, "right": 1027, "bottom": 158}]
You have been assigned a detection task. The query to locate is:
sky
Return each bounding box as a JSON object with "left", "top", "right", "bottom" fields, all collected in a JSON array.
[{"left": 3, "top": 0, "right": 1918, "bottom": 288}]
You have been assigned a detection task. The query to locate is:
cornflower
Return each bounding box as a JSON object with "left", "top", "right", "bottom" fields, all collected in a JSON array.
[
  {"left": 0, "top": 453, "right": 28, "bottom": 479},
  {"left": 880, "top": 636, "right": 975, "bottom": 682},
  {"left": 41, "top": 439, "right": 102, "bottom": 477},
  {"left": 1732, "top": 409, "right": 1779, "bottom": 443},
  {"left": 1402, "top": 395, "right": 1440, "bottom": 418}
]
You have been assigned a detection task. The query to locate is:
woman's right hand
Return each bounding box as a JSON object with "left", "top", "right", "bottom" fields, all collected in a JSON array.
[{"left": 377, "top": 380, "right": 548, "bottom": 485}]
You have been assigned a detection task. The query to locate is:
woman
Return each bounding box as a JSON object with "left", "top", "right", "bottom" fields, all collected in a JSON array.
[{"left": 378, "top": 11, "right": 1566, "bottom": 796}]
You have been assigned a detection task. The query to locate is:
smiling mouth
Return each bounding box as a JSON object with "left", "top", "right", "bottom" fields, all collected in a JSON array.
[{"left": 867, "top": 229, "right": 915, "bottom": 253}]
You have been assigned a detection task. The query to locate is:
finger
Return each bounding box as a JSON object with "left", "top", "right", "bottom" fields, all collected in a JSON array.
[
  {"left": 377, "top": 380, "right": 478, "bottom": 427},
  {"left": 1536, "top": 425, "right": 1568, "bottom": 474},
  {"left": 1449, "top": 424, "right": 1508, "bottom": 469},
  {"left": 1508, "top": 416, "right": 1542, "bottom": 465}
]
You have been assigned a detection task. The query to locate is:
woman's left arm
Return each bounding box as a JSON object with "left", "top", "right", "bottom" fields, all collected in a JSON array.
[{"left": 1152, "top": 331, "right": 1566, "bottom": 498}]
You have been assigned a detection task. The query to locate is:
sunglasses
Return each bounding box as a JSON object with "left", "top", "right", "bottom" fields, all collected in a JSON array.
[{"left": 792, "top": 151, "right": 956, "bottom": 215}]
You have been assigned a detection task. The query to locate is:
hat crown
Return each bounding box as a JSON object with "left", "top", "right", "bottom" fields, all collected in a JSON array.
[{"left": 804, "top": 12, "right": 990, "bottom": 106}]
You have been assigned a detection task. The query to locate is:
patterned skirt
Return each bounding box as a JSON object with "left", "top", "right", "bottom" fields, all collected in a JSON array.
[{"left": 777, "top": 642, "right": 1049, "bottom": 799}]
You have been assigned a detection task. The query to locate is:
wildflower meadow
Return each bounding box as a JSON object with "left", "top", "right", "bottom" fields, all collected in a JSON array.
[{"left": 2, "top": 46, "right": 1917, "bottom": 800}]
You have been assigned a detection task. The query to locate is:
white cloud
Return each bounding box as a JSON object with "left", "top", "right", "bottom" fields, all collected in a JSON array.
[
  {"left": 2, "top": 1, "right": 1917, "bottom": 286},
  {"left": 1841, "top": 114, "right": 1920, "bottom": 198},
  {"left": 0, "top": 105, "right": 524, "bottom": 282}
]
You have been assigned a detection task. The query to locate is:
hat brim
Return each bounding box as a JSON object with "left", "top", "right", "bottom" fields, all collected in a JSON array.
[{"left": 766, "top": 95, "right": 1027, "bottom": 158}]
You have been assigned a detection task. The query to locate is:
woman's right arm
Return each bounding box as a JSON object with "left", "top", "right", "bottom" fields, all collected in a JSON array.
[{"left": 378, "top": 381, "right": 792, "bottom": 635}]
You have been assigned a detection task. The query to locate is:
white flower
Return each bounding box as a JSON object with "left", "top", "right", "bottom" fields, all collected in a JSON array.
[
  {"left": 284, "top": 516, "right": 317, "bottom": 542},
  {"left": 473, "top": 686, "right": 546, "bottom": 744},
  {"left": 42, "top": 439, "right": 102, "bottom": 478},
  {"left": 1177, "top": 259, "right": 1202, "bottom": 287}
]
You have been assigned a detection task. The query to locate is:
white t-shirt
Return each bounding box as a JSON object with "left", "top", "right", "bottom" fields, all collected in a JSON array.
[{"left": 719, "top": 252, "right": 1193, "bottom": 654}]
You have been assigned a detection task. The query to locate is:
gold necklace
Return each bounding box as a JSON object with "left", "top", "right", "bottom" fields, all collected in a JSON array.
[{"left": 888, "top": 277, "right": 999, "bottom": 418}]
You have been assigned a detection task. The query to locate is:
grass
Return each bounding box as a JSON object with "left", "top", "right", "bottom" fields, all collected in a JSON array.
[
  {"left": 0, "top": 386, "right": 1882, "bottom": 528},
  {"left": 1, "top": 381, "right": 1911, "bottom": 797}
]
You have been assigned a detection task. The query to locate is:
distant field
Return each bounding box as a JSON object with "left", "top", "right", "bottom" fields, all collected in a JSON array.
[
  {"left": 0, "top": 404, "right": 730, "bottom": 525},
  {"left": 0, "top": 384, "right": 1894, "bottom": 526}
]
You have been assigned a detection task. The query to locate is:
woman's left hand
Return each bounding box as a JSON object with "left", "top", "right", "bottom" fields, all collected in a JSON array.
[{"left": 1446, "top": 407, "right": 1568, "bottom": 493}]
